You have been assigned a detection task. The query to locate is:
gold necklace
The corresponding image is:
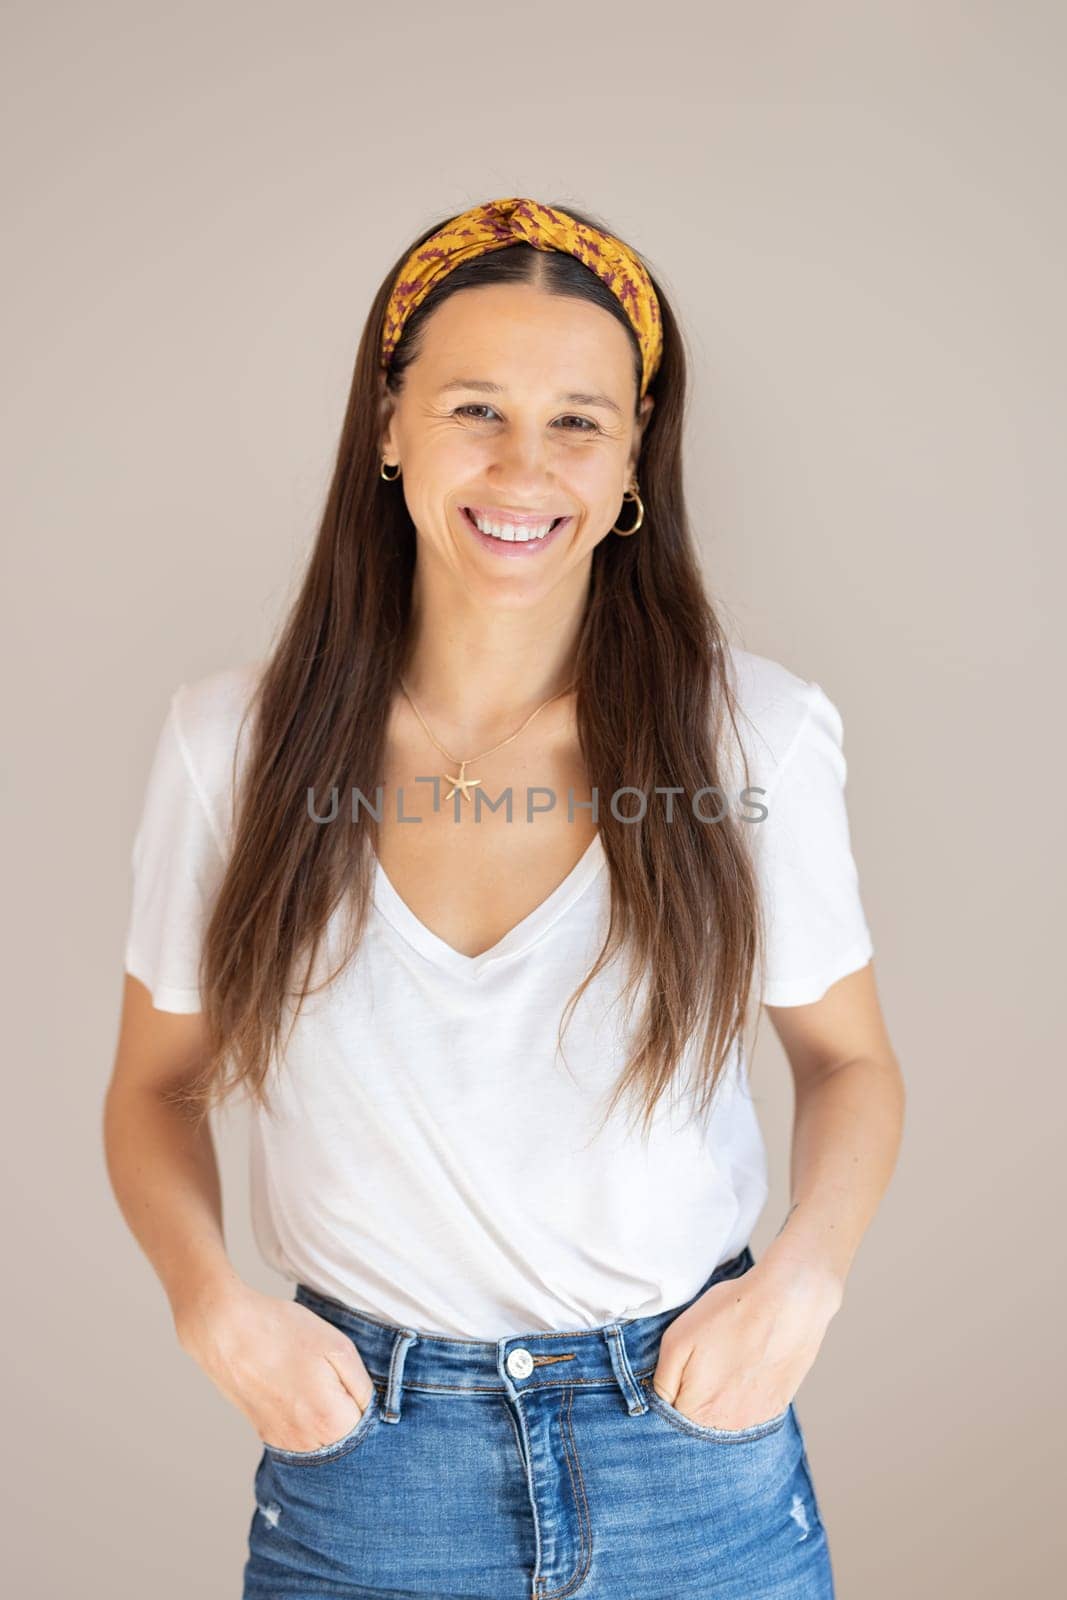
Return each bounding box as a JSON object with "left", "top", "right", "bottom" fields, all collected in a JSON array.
[{"left": 398, "top": 676, "right": 577, "bottom": 805}]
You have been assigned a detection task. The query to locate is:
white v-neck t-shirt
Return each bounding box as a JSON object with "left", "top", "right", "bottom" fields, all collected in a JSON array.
[{"left": 124, "top": 645, "right": 875, "bottom": 1337}]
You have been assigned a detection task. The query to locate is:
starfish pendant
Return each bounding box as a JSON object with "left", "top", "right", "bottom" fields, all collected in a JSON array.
[{"left": 442, "top": 760, "right": 483, "bottom": 804}]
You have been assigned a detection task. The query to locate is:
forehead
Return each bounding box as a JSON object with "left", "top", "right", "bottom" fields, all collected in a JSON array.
[{"left": 410, "top": 280, "right": 636, "bottom": 390}]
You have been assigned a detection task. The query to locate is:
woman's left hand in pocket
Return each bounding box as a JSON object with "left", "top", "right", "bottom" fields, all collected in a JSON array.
[{"left": 651, "top": 1253, "right": 844, "bottom": 1431}]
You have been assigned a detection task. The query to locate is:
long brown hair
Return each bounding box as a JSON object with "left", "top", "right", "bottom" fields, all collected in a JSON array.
[{"left": 169, "top": 199, "right": 767, "bottom": 1141}]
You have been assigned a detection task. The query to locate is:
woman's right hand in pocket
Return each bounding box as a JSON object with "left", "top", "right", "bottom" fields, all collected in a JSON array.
[{"left": 174, "top": 1279, "right": 376, "bottom": 1453}]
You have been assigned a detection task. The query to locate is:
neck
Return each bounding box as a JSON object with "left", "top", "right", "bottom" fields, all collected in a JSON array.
[{"left": 399, "top": 570, "right": 584, "bottom": 746}]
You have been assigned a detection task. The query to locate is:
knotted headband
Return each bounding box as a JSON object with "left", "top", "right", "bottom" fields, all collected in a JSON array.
[{"left": 380, "top": 197, "right": 663, "bottom": 398}]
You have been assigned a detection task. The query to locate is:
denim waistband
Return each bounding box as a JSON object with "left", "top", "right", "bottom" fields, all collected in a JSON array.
[{"left": 293, "top": 1245, "right": 755, "bottom": 1424}]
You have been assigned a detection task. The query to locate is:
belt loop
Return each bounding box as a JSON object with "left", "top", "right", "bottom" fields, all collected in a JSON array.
[
  {"left": 604, "top": 1322, "right": 648, "bottom": 1416},
  {"left": 381, "top": 1327, "right": 419, "bottom": 1423}
]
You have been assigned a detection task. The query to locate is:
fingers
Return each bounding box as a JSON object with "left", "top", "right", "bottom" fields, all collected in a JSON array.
[
  {"left": 652, "top": 1335, "right": 688, "bottom": 1406},
  {"left": 323, "top": 1340, "right": 376, "bottom": 1411}
]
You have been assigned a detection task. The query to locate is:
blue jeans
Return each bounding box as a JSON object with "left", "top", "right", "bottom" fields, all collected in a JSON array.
[{"left": 242, "top": 1245, "right": 835, "bottom": 1598}]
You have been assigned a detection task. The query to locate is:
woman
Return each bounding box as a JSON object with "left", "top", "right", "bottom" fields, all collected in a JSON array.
[{"left": 105, "top": 196, "right": 904, "bottom": 1599}]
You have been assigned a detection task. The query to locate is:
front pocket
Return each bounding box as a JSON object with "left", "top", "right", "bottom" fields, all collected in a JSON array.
[
  {"left": 263, "top": 1386, "right": 382, "bottom": 1466},
  {"left": 641, "top": 1377, "right": 791, "bottom": 1443}
]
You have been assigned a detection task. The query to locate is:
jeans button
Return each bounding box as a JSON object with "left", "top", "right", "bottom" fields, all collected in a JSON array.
[{"left": 506, "top": 1347, "right": 534, "bottom": 1379}]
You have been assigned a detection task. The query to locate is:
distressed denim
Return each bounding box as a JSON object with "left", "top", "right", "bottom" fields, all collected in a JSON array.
[{"left": 242, "top": 1245, "right": 834, "bottom": 1598}]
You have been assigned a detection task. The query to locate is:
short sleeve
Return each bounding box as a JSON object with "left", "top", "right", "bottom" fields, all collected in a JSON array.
[
  {"left": 753, "top": 682, "right": 875, "bottom": 1006},
  {"left": 124, "top": 688, "right": 227, "bottom": 1013}
]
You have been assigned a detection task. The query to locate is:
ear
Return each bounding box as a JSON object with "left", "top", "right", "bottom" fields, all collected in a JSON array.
[
  {"left": 378, "top": 374, "right": 398, "bottom": 459},
  {"left": 629, "top": 392, "right": 654, "bottom": 477}
]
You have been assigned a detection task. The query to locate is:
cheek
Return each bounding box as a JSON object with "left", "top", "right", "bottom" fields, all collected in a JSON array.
[
  {"left": 399, "top": 437, "right": 480, "bottom": 532},
  {"left": 567, "top": 452, "right": 628, "bottom": 507},
  {"left": 427, "top": 435, "right": 501, "bottom": 494}
]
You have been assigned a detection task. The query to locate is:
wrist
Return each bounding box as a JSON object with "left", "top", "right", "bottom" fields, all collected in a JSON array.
[
  {"left": 759, "top": 1234, "right": 847, "bottom": 1321},
  {"left": 171, "top": 1262, "right": 249, "bottom": 1356}
]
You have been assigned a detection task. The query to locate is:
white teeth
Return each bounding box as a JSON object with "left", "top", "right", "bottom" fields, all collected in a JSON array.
[{"left": 469, "top": 510, "right": 557, "bottom": 542}]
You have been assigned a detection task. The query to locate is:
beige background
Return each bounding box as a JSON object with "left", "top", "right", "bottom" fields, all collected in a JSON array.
[{"left": 3, "top": 1, "right": 1063, "bottom": 1594}]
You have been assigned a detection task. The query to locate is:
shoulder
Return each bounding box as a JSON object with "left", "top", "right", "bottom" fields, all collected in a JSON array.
[
  {"left": 721, "top": 643, "right": 833, "bottom": 793},
  {"left": 171, "top": 659, "right": 265, "bottom": 750},
  {"left": 167, "top": 659, "right": 266, "bottom": 847}
]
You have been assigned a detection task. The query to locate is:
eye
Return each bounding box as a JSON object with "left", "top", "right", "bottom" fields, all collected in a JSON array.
[
  {"left": 555, "top": 415, "right": 600, "bottom": 433},
  {"left": 453, "top": 404, "right": 500, "bottom": 422}
]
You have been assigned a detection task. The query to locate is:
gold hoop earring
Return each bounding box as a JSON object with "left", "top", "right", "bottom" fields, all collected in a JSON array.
[
  {"left": 611, "top": 483, "right": 644, "bottom": 534},
  {"left": 380, "top": 458, "right": 401, "bottom": 481}
]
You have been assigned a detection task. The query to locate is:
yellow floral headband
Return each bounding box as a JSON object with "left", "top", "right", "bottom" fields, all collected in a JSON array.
[{"left": 380, "top": 197, "right": 663, "bottom": 398}]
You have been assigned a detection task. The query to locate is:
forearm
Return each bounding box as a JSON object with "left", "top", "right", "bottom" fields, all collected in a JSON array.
[
  {"left": 103, "top": 1083, "right": 244, "bottom": 1339},
  {"left": 761, "top": 1052, "right": 906, "bottom": 1299}
]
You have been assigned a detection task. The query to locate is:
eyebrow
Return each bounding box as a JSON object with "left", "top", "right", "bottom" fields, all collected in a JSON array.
[{"left": 436, "top": 378, "right": 623, "bottom": 417}]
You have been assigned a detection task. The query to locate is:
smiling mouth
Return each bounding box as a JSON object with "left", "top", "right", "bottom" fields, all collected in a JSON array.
[{"left": 460, "top": 506, "right": 569, "bottom": 543}]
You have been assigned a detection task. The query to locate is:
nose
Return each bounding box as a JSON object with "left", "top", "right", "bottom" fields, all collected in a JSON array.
[{"left": 486, "top": 419, "right": 556, "bottom": 495}]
